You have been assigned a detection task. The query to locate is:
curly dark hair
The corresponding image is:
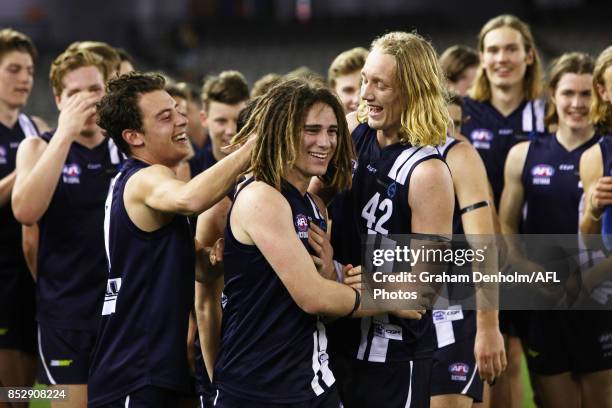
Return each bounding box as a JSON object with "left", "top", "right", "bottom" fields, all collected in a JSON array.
[{"left": 97, "top": 72, "right": 166, "bottom": 155}]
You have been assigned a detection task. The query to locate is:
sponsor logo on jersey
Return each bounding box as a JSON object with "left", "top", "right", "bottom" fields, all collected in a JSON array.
[
  {"left": 62, "top": 163, "right": 81, "bottom": 184},
  {"left": 0, "top": 146, "right": 6, "bottom": 164},
  {"left": 470, "top": 129, "right": 493, "bottom": 150},
  {"left": 387, "top": 181, "right": 397, "bottom": 199},
  {"left": 531, "top": 164, "right": 554, "bottom": 185},
  {"left": 50, "top": 359, "right": 73, "bottom": 367},
  {"left": 296, "top": 213, "right": 309, "bottom": 238},
  {"left": 433, "top": 308, "right": 464, "bottom": 324},
  {"left": 449, "top": 362, "right": 469, "bottom": 381},
  {"left": 499, "top": 128, "right": 513, "bottom": 135},
  {"left": 10, "top": 142, "right": 19, "bottom": 149},
  {"left": 559, "top": 164, "right": 574, "bottom": 171},
  {"left": 373, "top": 320, "right": 403, "bottom": 341},
  {"left": 366, "top": 164, "right": 377, "bottom": 173},
  {"left": 88, "top": 163, "right": 102, "bottom": 170}
]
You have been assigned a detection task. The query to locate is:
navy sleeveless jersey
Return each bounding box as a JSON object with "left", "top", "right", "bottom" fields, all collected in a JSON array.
[
  {"left": 462, "top": 97, "right": 546, "bottom": 206},
  {"left": 213, "top": 178, "right": 334, "bottom": 404},
  {"left": 521, "top": 133, "right": 599, "bottom": 234},
  {"left": 88, "top": 158, "right": 195, "bottom": 407},
  {"left": 36, "top": 131, "right": 122, "bottom": 331},
  {"left": 598, "top": 135, "right": 612, "bottom": 247},
  {"left": 336, "top": 123, "right": 441, "bottom": 363},
  {"left": 0, "top": 114, "right": 39, "bottom": 268},
  {"left": 438, "top": 135, "right": 463, "bottom": 235}
]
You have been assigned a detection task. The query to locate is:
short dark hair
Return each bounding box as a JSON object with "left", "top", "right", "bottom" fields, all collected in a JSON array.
[
  {"left": 0, "top": 28, "right": 37, "bottom": 63},
  {"left": 201, "top": 70, "right": 249, "bottom": 110},
  {"left": 439, "top": 45, "right": 479, "bottom": 83},
  {"left": 97, "top": 72, "right": 166, "bottom": 155}
]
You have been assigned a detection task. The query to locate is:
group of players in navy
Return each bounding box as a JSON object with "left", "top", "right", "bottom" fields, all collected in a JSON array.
[{"left": 1, "top": 12, "right": 612, "bottom": 408}]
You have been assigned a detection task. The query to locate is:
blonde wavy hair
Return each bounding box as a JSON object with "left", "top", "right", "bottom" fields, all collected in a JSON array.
[
  {"left": 357, "top": 31, "right": 449, "bottom": 146},
  {"left": 591, "top": 46, "right": 612, "bottom": 134},
  {"left": 231, "top": 78, "right": 354, "bottom": 192},
  {"left": 470, "top": 14, "right": 543, "bottom": 102}
]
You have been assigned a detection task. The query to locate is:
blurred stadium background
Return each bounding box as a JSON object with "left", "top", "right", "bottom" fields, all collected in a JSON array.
[
  {"left": 2, "top": 1, "right": 610, "bottom": 407},
  {"left": 2, "top": 0, "right": 610, "bottom": 128}
]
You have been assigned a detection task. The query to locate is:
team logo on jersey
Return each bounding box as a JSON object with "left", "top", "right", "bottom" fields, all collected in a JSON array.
[
  {"left": 62, "top": 163, "right": 81, "bottom": 184},
  {"left": 531, "top": 164, "right": 554, "bottom": 185},
  {"left": 449, "top": 362, "right": 470, "bottom": 381},
  {"left": 295, "top": 213, "right": 309, "bottom": 238},
  {"left": 221, "top": 292, "right": 228, "bottom": 309},
  {"left": 373, "top": 320, "right": 403, "bottom": 340},
  {"left": 470, "top": 129, "right": 493, "bottom": 150},
  {"left": 351, "top": 159, "right": 358, "bottom": 177},
  {"left": 387, "top": 181, "right": 397, "bottom": 199},
  {"left": 0, "top": 146, "right": 6, "bottom": 164}
]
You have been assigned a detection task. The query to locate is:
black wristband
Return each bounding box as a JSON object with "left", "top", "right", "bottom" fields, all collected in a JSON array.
[
  {"left": 460, "top": 200, "right": 489, "bottom": 215},
  {"left": 346, "top": 287, "right": 361, "bottom": 318}
]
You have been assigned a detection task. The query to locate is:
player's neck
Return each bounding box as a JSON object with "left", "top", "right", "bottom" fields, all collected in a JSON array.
[
  {"left": 190, "top": 132, "right": 206, "bottom": 149},
  {"left": 75, "top": 129, "right": 105, "bottom": 149},
  {"left": 0, "top": 100, "right": 20, "bottom": 129},
  {"left": 490, "top": 83, "right": 524, "bottom": 117},
  {"left": 284, "top": 169, "right": 309, "bottom": 196},
  {"left": 556, "top": 123, "right": 594, "bottom": 151},
  {"left": 376, "top": 128, "right": 400, "bottom": 147}
]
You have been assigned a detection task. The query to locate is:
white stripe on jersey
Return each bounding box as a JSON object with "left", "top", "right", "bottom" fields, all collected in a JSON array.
[
  {"left": 306, "top": 194, "right": 322, "bottom": 220},
  {"left": 310, "top": 320, "right": 335, "bottom": 395},
  {"left": 522, "top": 101, "right": 533, "bottom": 133},
  {"left": 104, "top": 172, "right": 121, "bottom": 272},
  {"left": 404, "top": 360, "right": 414, "bottom": 408},
  {"left": 461, "top": 363, "right": 478, "bottom": 395},
  {"left": 124, "top": 395, "right": 130, "bottom": 408},
  {"left": 368, "top": 314, "right": 391, "bottom": 363},
  {"left": 37, "top": 326, "right": 57, "bottom": 385},
  {"left": 394, "top": 146, "right": 441, "bottom": 186},
  {"left": 18, "top": 114, "right": 38, "bottom": 138},
  {"left": 356, "top": 317, "right": 371, "bottom": 360},
  {"left": 387, "top": 147, "right": 421, "bottom": 185}
]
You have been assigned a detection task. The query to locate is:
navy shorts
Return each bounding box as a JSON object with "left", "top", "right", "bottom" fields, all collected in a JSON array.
[
  {"left": 336, "top": 358, "right": 432, "bottom": 408},
  {"left": 97, "top": 386, "right": 184, "bottom": 408},
  {"left": 524, "top": 311, "right": 612, "bottom": 375},
  {"left": 36, "top": 325, "right": 96, "bottom": 384},
  {"left": 211, "top": 386, "right": 341, "bottom": 408},
  {"left": 0, "top": 266, "right": 36, "bottom": 353},
  {"left": 431, "top": 337, "right": 483, "bottom": 402}
]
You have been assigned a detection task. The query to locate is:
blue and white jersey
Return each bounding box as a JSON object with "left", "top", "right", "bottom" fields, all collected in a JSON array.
[
  {"left": 0, "top": 114, "right": 39, "bottom": 269},
  {"left": 334, "top": 123, "right": 442, "bottom": 363},
  {"left": 462, "top": 97, "right": 546, "bottom": 206},
  {"left": 213, "top": 178, "right": 333, "bottom": 404},
  {"left": 522, "top": 133, "right": 598, "bottom": 234},
  {"left": 36, "top": 132, "right": 122, "bottom": 331},
  {"left": 88, "top": 158, "right": 195, "bottom": 407}
]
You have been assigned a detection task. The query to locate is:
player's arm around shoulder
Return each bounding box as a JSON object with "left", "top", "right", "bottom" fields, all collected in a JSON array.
[
  {"left": 233, "top": 181, "right": 357, "bottom": 317},
  {"left": 409, "top": 157, "right": 454, "bottom": 235},
  {"left": 499, "top": 141, "right": 530, "bottom": 234},
  {"left": 580, "top": 143, "right": 606, "bottom": 235}
]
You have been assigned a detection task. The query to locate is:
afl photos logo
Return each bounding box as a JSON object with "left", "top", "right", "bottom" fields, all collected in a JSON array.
[
  {"left": 470, "top": 129, "right": 493, "bottom": 150},
  {"left": 531, "top": 164, "right": 554, "bottom": 185},
  {"left": 295, "top": 213, "right": 309, "bottom": 239}
]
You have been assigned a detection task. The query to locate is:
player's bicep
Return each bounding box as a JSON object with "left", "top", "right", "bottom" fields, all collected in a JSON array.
[
  {"left": 499, "top": 143, "right": 528, "bottom": 232},
  {"left": 580, "top": 144, "right": 603, "bottom": 195},
  {"left": 14, "top": 137, "right": 46, "bottom": 189},
  {"left": 196, "top": 197, "right": 231, "bottom": 246},
  {"left": 409, "top": 159, "right": 454, "bottom": 235},
  {"left": 135, "top": 165, "right": 192, "bottom": 215}
]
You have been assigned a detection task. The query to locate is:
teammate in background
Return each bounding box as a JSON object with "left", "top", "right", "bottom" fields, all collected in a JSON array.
[
  {"left": 328, "top": 47, "right": 369, "bottom": 114},
  {"left": 431, "top": 94, "right": 506, "bottom": 408},
  {"left": 581, "top": 46, "right": 612, "bottom": 235},
  {"left": 116, "top": 48, "right": 135, "bottom": 76},
  {"left": 184, "top": 83, "right": 207, "bottom": 149},
  {"left": 501, "top": 52, "right": 612, "bottom": 408},
  {"left": 462, "top": 15, "right": 545, "bottom": 407},
  {"left": 67, "top": 41, "right": 121, "bottom": 79},
  {"left": 448, "top": 94, "right": 469, "bottom": 141},
  {"left": 212, "top": 77, "right": 385, "bottom": 407},
  {"left": 0, "top": 27, "right": 39, "bottom": 397},
  {"left": 286, "top": 66, "right": 325, "bottom": 83},
  {"left": 327, "top": 31, "right": 454, "bottom": 408},
  {"left": 439, "top": 45, "right": 480, "bottom": 97},
  {"left": 251, "top": 73, "right": 281, "bottom": 98},
  {"left": 11, "top": 49, "right": 115, "bottom": 407},
  {"left": 87, "top": 72, "right": 254, "bottom": 407},
  {"left": 195, "top": 71, "right": 249, "bottom": 176}
]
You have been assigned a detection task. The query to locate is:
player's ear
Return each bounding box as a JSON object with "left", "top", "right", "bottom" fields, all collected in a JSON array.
[
  {"left": 122, "top": 129, "right": 144, "bottom": 148},
  {"left": 200, "top": 109, "right": 208, "bottom": 128}
]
